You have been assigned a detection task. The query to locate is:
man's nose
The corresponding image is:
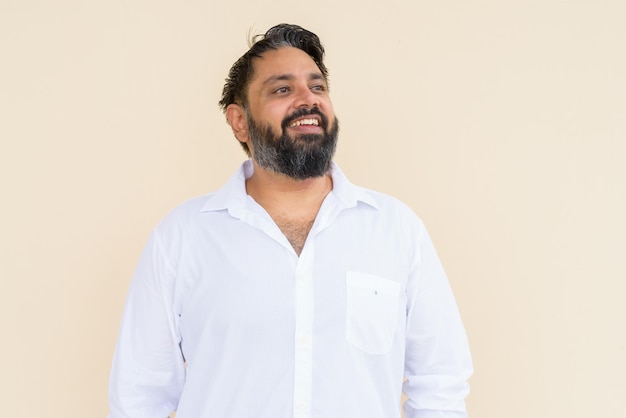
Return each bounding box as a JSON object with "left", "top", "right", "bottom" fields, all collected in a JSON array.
[{"left": 293, "top": 85, "right": 320, "bottom": 108}]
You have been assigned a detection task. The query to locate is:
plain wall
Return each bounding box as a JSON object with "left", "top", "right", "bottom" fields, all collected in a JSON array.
[{"left": 1, "top": 1, "right": 624, "bottom": 417}]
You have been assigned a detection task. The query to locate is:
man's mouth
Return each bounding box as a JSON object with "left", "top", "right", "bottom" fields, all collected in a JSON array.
[
  {"left": 288, "top": 118, "right": 320, "bottom": 128},
  {"left": 283, "top": 108, "right": 326, "bottom": 131}
]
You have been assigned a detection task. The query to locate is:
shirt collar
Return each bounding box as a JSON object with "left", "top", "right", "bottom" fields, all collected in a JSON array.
[
  {"left": 200, "top": 160, "right": 379, "bottom": 213},
  {"left": 328, "top": 163, "right": 379, "bottom": 209}
]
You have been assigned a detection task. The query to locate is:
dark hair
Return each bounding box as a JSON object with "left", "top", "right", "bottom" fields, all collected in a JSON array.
[{"left": 219, "top": 24, "right": 328, "bottom": 154}]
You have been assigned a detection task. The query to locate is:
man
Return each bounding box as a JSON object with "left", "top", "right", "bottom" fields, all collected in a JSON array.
[{"left": 108, "top": 24, "right": 473, "bottom": 418}]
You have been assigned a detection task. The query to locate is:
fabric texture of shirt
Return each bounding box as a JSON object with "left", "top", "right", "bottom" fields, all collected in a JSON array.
[{"left": 108, "top": 160, "right": 473, "bottom": 418}]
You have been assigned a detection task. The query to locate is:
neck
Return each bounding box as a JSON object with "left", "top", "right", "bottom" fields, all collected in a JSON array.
[{"left": 245, "top": 161, "right": 333, "bottom": 216}]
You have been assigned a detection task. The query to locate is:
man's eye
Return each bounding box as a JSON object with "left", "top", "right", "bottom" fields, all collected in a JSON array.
[
  {"left": 311, "top": 84, "right": 326, "bottom": 91},
  {"left": 274, "top": 86, "right": 289, "bottom": 94}
]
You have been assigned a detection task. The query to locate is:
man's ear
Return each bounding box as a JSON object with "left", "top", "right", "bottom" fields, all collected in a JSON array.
[{"left": 226, "top": 104, "right": 249, "bottom": 144}]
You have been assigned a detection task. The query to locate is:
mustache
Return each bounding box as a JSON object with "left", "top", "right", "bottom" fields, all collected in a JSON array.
[{"left": 281, "top": 107, "right": 328, "bottom": 130}]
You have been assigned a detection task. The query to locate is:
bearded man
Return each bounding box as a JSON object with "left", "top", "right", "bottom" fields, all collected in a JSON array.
[{"left": 108, "top": 23, "right": 473, "bottom": 418}]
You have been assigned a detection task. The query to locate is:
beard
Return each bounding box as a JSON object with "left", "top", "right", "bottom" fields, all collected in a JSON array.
[{"left": 246, "top": 107, "right": 339, "bottom": 180}]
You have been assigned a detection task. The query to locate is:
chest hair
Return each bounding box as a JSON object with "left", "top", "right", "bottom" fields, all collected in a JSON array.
[{"left": 274, "top": 216, "right": 315, "bottom": 256}]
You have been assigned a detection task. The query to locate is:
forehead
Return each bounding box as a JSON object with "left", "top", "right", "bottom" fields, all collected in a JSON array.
[{"left": 249, "top": 47, "right": 324, "bottom": 86}]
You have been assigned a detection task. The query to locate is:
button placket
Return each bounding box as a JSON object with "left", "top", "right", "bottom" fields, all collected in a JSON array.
[{"left": 292, "top": 244, "right": 314, "bottom": 418}]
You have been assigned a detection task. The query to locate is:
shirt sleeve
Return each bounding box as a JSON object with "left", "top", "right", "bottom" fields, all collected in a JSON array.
[
  {"left": 108, "top": 231, "right": 185, "bottom": 418},
  {"left": 403, "top": 223, "right": 473, "bottom": 418}
]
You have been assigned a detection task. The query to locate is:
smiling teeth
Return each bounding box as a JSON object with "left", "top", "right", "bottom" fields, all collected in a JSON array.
[{"left": 290, "top": 118, "right": 319, "bottom": 127}]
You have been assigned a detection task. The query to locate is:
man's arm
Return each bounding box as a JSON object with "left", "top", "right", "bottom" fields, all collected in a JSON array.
[
  {"left": 108, "top": 232, "right": 185, "bottom": 418},
  {"left": 403, "top": 224, "right": 473, "bottom": 418}
]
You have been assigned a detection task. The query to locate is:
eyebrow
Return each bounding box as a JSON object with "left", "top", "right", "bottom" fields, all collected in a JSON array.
[{"left": 262, "top": 72, "right": 325, "bottom": 86}]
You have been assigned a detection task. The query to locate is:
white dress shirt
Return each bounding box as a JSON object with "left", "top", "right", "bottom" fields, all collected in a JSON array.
[{"left": 108, "top": 160, "right": 473, "bottom": 418}]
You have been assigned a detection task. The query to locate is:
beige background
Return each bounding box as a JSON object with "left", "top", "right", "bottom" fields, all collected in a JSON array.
[{"left": 1, "top": 1, "right": 625, "bottom": 417}]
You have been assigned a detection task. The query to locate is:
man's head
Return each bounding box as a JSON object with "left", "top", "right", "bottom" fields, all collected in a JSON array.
[{"left": 219, "top": 24, "right": 339, "bottom": 180}]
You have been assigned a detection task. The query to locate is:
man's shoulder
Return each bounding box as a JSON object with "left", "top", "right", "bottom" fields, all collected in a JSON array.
[
  {"left": 341, "top": 184, "right": 425, "bottom": 235},
  {"left": 153, "top": 192, "right": 220, "bottom": 232},
  {"left": 353, "top": 183, "right": 421, "bottom": 216},
  {"left": 331, "top": 164, "right": 421, "bottom": 221}
]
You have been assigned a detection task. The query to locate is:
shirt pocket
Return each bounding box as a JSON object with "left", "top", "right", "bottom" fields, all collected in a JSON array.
[{"left": 345, "top": 272, "right": 400, "bottom": 355}]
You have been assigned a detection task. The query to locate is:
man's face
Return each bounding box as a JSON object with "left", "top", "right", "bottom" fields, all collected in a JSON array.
[{"left": 243, "top": 47, "right": 339, "bottom": 179}]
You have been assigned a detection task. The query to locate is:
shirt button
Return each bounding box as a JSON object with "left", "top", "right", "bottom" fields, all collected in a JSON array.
[{"left": 296, "top": 401, "right": 306, "bottom": 410}]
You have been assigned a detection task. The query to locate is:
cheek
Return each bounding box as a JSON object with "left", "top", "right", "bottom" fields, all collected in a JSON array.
[
  {"left": 322, "top": 108, "right": 336, "bottom": 127},
  {"left": 260, "top": 103, "right": 289, "bottom": 126},
  {"left": 320, "top": 99, "right": 335, "bottom": 117}
]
